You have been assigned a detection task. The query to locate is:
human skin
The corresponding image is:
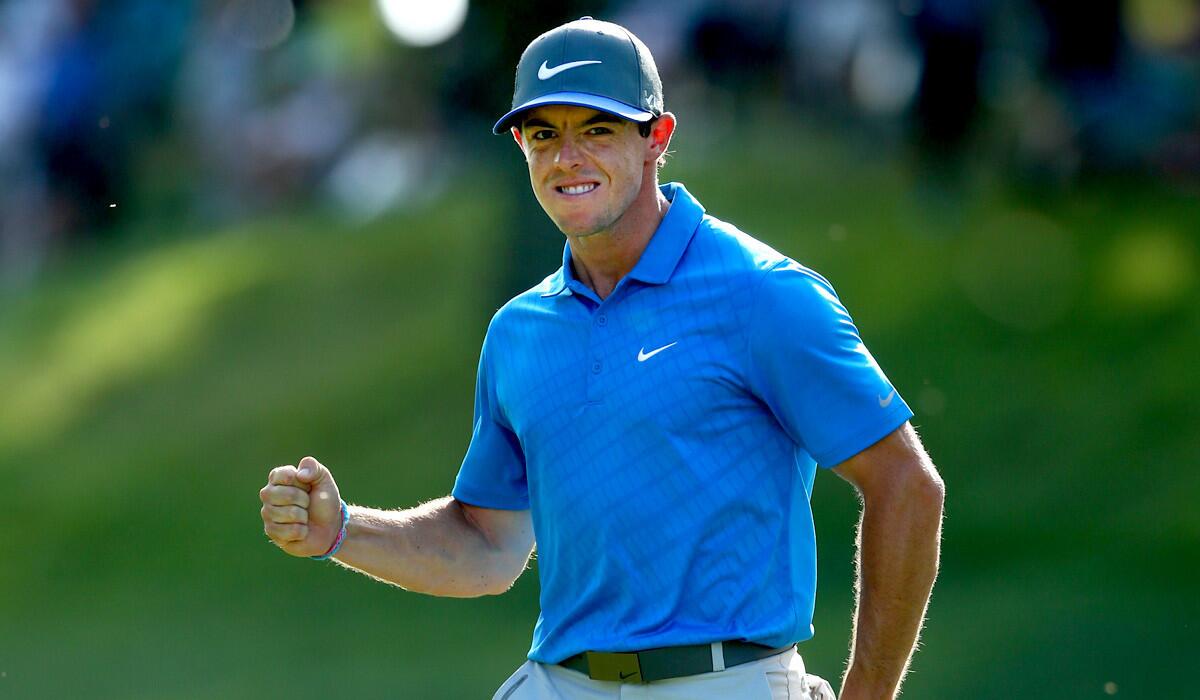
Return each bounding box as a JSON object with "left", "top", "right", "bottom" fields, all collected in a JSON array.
[
  {"left": 512, "top": 104, "right": 676, "bottom": 299},
  {"left": 832, "top": 422, "right": 945, "bottom": 699},
  {"left": 259, "top": 457, "right": 533, "bottom": 596}
]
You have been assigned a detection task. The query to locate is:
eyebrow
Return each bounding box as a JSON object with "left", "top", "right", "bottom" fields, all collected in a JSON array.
[
  {"left": 521, "top": 113, "right": 623, "bottom": 130},
  {"left": 582, "top": 113, "right": 622, "bottom": 126}
]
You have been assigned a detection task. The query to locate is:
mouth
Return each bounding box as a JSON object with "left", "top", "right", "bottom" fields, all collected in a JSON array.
[{"left": 554, "top": 182, "right": 599, "bottom": 196}]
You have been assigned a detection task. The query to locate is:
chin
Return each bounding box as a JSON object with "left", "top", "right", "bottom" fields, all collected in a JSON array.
[
  {"left": 556, "top": 222, "right": 599, "bottom": 239},
  {"left": 550, "top": 212, "right": 605, "bottom": 238}
]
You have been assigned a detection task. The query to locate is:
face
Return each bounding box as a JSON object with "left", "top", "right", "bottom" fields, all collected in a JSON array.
[{"left": 513, "top": 105, "right": 656, "bottom": 239}]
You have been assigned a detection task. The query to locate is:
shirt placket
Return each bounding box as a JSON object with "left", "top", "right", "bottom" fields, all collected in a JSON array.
[{"left": 586, "top": 301, "right": 612, "bottom": 404}]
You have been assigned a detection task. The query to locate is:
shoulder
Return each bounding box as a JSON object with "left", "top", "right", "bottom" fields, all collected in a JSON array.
[
  {"left": 692, "top": 213, "right": 790, "bottom": 277},
  {"left": 480, "top": 270, "right": 565, "bottom": 347},
  {"left": 746, "top": 256, "right": 858, "bottom": 359},
  {"left": 688, "top": 213, "right": 837, "bottom": 303},
  {"left": 690, "top": 215, "right": 848, "bottom": 335}
]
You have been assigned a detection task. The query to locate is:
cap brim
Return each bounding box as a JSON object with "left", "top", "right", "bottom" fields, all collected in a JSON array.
[{"left": 492, "top": 91, "right": 655, "bottom": 134}]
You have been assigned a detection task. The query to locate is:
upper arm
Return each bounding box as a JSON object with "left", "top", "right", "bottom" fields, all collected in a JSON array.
[
  {"left": 457, "top": 500, "right": 535, "bottom": 570},
  {"left": 452, "top": 324, "right": 530, "bottom": 510},
  {"left": 832, "top": 422, "right": 944, "bottom": 503},
  {"left": 745, "top": 261, "right": 913, "bottom": 466}
]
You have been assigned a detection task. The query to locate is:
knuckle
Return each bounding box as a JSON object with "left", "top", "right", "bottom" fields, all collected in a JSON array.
[
  {"left": 268, "top": 465, "right": 296, "bottom": 485},
  {"left": 269, "top": 505, "right": 306, "bottom": 524},
  {"left": 263, "top": 519, "right": 308, "bottom": 544}
]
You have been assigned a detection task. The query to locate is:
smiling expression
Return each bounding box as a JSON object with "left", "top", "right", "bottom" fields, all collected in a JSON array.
[{"left": 514, "top": 105, "right": 657, "bottom": 239}]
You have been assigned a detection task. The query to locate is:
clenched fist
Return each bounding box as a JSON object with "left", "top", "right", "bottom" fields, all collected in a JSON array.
[{"left": 259, "top": 456, "right": 344, "bottom": 557}]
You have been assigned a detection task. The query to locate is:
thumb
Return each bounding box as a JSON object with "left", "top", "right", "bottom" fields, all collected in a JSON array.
[
  {"left": 297, "top": 455, "right": 326, "bottom": 485},
  {"left": 296, "top": 456, "right": 341, "bottom": 528}
]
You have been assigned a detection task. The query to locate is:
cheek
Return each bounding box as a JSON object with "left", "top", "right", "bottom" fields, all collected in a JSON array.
[
  {"left": 607, "top": 152, "right": 644, "bottom": 192},
  {"left": 526, "top": 156, "right": 552, "bottom": 193}
]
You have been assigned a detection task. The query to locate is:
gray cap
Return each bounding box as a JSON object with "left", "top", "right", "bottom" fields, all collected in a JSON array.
[{"left": 493, "top": 17, "right": 663, "bottom": 135}]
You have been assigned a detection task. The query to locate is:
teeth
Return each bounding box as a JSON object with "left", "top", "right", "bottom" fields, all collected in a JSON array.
[{"left": 560, "top": 183, "right": 597, "bottom": 195}]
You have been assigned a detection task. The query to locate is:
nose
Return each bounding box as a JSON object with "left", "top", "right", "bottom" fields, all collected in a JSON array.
[{"left": 554, "top": 133, "right": 584, "bottom": 169}]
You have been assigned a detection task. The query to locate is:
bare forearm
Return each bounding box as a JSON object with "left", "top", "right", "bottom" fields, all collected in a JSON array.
[
  {"left": 841, "top": 478, "right": 944, "bottom": 699},
  {"left": 332, "top": 497, "right": 527, "bottom": 597}
]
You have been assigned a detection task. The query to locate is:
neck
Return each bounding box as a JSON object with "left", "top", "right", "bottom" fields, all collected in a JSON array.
[{"left": 568, "top": 179, "right": 670, "bottom": 299}]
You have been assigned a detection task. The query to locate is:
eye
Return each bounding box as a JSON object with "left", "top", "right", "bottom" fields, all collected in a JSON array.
[
  {"left": 530, "top": 129, "right": 556, "bottom": 141},
  {"left": 586, "top": 126, "right": 613, "bottom": 135}
]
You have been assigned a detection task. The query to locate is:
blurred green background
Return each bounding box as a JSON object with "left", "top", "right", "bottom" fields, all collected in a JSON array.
[{"left": 1, "top": 1, "right": 1198, "bottom": 698}]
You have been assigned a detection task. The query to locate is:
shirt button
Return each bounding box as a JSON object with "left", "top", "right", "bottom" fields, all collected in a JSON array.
[
  {"left": 591, "top": 360, "right": 603, "bottom": 374},
  {"left": 596, "top": 314, "right": 607, "bottom": 326}
]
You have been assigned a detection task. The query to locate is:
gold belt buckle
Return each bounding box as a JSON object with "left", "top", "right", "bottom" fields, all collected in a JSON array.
[{"left": 585, "top": 651, "right": 643, "bottom": 683}]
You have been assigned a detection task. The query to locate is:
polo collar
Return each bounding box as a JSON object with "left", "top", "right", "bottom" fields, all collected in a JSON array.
[
  {"left": 540, "top": 182, "right": 705, "bottom": 297},
  {"left": 627, "top": 182, "right": 705, "bottom": 284}
]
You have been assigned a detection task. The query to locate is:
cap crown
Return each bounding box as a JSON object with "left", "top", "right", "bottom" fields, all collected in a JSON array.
[{"left": 495, "top": 18, "right": 662, "bottom": 133}]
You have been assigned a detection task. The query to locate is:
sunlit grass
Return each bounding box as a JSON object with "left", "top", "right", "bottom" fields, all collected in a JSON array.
[{"left": 0, "top": 235, "right": 270, "bottom": 449}]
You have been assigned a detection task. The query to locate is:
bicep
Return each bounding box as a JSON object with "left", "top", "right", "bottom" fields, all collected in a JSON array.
[
  {"left": 832, "top": 422, "right": 943, "bottom": 500},
  {"left": 458, "top": 500, "right": 535, "bottom": 561}
]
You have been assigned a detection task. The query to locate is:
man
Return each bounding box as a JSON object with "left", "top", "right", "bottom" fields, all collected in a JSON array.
[{"left": 259, "top": 17, "right": 944, "bottom": 700}]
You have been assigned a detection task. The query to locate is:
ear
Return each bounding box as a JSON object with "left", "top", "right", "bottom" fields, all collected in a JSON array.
[
  {"left": 511, "top": 126, "right": 528, "bottom": 159},
  {"left": 646, "top": 112, "right": 676, "bottom": 164}
]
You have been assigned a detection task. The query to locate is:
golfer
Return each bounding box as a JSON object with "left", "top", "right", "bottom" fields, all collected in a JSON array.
[{"left": 260, "top": 17, "right": 944, "bottom": 700}]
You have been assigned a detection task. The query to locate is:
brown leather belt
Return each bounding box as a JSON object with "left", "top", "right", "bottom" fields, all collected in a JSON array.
[{"left": 558, "top": 641, "right": 795, "bottom": 683}]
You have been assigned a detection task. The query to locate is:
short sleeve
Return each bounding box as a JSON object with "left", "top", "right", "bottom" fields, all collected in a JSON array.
[
  {"left": 745, "top": 261, "right": 913, "bottom": 468},
  {"left": 451, "top": 332, "right": 530, "bottom": 510}
]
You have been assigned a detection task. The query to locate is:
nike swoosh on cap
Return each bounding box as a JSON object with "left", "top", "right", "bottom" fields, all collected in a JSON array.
[
  {"left": 878, "top": 390, "right": 896, "bottom": 408},
  {"left": 538, "top": 59, "right": 602, "bottom": 80}
]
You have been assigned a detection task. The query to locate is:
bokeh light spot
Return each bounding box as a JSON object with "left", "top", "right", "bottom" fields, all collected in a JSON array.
[
  {"left": 376, "top": 0, "right": 469, "bottom": 47},
  {"left": 1124, "top": 0, "right": 1200, "bottom": 50},
  {"left": 1103, "top": 228, "right": 1195, "bottom": 310},
  {"left": 219, "top": 0, "right": 296, "bottom": 50},
  {"left": 850, "top": 36, "right": 922, "bottom": 115},
  {"left": 918, "top": 387, "right": 947, "bottom": 417},
  {"left": 954, "top": 211, "right": 1081, "bottom": 331}
]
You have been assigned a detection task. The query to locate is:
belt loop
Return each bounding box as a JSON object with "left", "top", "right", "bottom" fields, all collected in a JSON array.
[{"left": 710, "top": 642, "right": 726, "bottom": 672}]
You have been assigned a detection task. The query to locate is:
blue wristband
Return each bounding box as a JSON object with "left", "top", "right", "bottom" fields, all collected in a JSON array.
[{"left": 311, "top": 499, "right": 350, "bottom": 561}]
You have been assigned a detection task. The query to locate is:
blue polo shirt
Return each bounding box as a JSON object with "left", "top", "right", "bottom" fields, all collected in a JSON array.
[{"left": 452, "top": 182, "right": 912, "bottom": 663}]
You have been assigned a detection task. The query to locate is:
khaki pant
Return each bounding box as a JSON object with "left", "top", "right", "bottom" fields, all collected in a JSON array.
[{"left": 492, "top": 649, "right": 837, "bottom": 699}]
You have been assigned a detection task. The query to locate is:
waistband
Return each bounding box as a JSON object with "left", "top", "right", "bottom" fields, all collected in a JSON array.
[{"left": 558, "top": 641, "right": 795, "bottom": 683}]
